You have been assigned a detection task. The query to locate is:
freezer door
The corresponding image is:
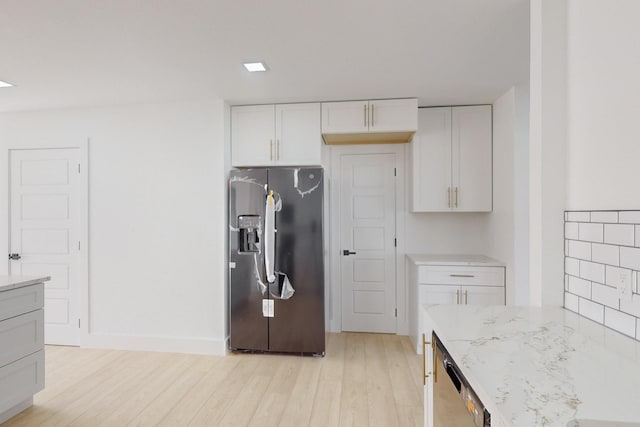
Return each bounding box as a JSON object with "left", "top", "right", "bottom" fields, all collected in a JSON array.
[
  {"left": 229, "top": 169, "right": 269, "bottom": 351},
  {"left": 268, "top": 168, "right": 325, "bottom": 354}
]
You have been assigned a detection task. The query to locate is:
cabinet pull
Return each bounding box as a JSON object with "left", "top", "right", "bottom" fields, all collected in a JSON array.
[
  {"left": 422, "top": 333, "right": 432, "bottom": 385},
  {"left": 364, "top": 104, "right": 368, "bottom": 127},
  {"left": 371, "top": 103, "right": 375, "bottom": 127},
  {"left": 464, "top": 290, "right": 468, "bottom": 304},
  {"left": 276, "top": 139, "right": 280, "bottom": 160},
  {"left": 450, "top": 274, "right": 475, "bottom": 278},
  {"left": 447, "top": 187, "right": 451, "bottom": 208},
  {"left": 270, "top": 140, "right": 273, "bottom": 160},
  {"left": 455, "top": 187, "right": 459, "bottom": 208},
  {"left": 456, "top": 289, "right": 460, "bottom": 304}
]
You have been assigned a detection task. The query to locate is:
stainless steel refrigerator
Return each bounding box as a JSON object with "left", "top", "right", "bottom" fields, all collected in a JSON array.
[{"left": 228, "top": 167, "right": 325, "bottom": 355}]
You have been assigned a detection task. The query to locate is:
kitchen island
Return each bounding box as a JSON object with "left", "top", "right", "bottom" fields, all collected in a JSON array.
[
  {"left": 422, "top": 304, "right": 640, "bottom": 426},
  {"left": 0, "top": 275, "right": 49, "bottom": 424}
]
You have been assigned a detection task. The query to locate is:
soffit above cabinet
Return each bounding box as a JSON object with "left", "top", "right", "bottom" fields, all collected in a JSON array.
[{"left": 321, "top": 98, "right": 418, "bottom": 145}]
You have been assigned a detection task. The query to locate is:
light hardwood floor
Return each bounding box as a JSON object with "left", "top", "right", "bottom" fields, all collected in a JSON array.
[{"left": 2, "top": 333, "right": 423, "bottom": 427}]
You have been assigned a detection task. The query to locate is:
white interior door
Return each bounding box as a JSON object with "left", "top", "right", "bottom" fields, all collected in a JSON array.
[
  {"left": 340, "top": 153, "right": 396, "bottom": 333},
  {"left": 9, "top": 148, "right": 81, "bottom": 345}
]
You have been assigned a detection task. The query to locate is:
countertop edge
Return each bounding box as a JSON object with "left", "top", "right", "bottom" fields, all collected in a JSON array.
[
  {"left": 0, "top": 276, "right": 51, "bottom": 292},
  {"left": 406, "top": 253, "right": 506, "bottom": 267}
]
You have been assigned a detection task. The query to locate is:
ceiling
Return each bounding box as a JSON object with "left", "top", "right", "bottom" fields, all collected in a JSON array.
[{"left": 0, "top": 0, "right": 529, "bottom": 113}]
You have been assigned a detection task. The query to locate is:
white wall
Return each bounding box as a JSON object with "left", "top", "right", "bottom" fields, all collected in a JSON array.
[
  {"left": 487, "top": 89, "right": 516, "bottom": 304},
  {"left": 565, "top": 0, "right": 640, "bottom": 210},
  {"left": 485, "top": 84, "right": 530, "bottom": 306},
  {"left": 0, "top": 100, "right": 228, "bottom": 354},
  {"left": 529, "top": 0, "right": 567, "bottom": 307}
]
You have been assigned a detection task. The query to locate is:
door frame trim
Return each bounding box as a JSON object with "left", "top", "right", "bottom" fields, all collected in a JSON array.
[
  {"left": 328, "top": 144, "right": 406, "bottom": 334},
  {"left": 3, "top": 140, "right": 89, "bottom": 346}
]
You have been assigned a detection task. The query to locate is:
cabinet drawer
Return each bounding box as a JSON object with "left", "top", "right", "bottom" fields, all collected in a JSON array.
[
  {"left": 418, "top": 266, "right": 504, "bottom": 286},
  {"left": 0, "top": 310, "right": 44, "bottom": 369},
  {"left": 0, "top": 284, "right": 44, "bottom": 322},
  {"left": 0, "top": 350, "right": 44, "bottom": 415}
]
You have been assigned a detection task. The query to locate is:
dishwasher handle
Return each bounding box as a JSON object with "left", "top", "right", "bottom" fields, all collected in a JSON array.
[{"left": 443, "top": 358, "right": 463, "bottom": 393}]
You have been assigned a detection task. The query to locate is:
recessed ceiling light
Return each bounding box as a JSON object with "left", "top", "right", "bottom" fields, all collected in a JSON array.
[
  {"left": 243, "top": 62, "right": 268, "bottom": 72},
  {"left": 0, "top": 80, "right": 13, "bottom": 88}
]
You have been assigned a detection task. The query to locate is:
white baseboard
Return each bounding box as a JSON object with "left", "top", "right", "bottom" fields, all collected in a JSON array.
[{"left": 80, "top": 332, "right": 228, "bottom": 356}]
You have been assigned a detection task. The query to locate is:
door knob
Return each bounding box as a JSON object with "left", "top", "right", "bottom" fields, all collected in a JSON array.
[
  {"left": 342, "top": 250, "right": 357, "bottom": 256},
  {"left": 8, "top": 253, "right": 21, "bottom": 260}
]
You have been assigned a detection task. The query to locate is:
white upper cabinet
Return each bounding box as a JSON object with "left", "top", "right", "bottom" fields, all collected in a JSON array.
[
  {"left": 231, "top": 103, "right": 321, "bottom": 167},
  {"left": 275, "top": 103, "right": 322, "bottom": 165},
  {"left": 231, "top": 105, "right": 275, "bottom": 167},
  {"left": 410, "top": 105, "right": 492, "bottom": 212},
  {"left": 321, "top": 98, "right": 417, "bottom": 144},
  {"left": 321, "top": 101, "right": 368, "bottom": 134},
  {"left": 452, "top": 106, "right": 493, "bottom": 212}
]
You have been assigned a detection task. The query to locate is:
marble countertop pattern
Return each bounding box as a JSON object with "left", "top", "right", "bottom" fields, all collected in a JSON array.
[
  {"left": 0, "top": 275, "right": 50, "bottom": 292},
  {"left": 424, "top": 304, "right": 640, "bottom": 427},
  {"left": 407, "top": 254, "right": 505, "bottom": 267}
]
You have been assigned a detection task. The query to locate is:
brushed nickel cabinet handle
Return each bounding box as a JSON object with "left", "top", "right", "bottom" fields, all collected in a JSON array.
[
  {"left": 276, "top": 139, "right": 280, "bottom": 160},
  {"left": 464, "top": 290, "right": 468, "bottom": 304},
  {"left": 456, "top": 289, "right": 460, "bottom": 304},
  {"left": 270, "top": 140, "right": 273, "bottom": 161},
  {"left": 455, "top": 187, "right": 459, "bottom": 208},
  {"left": 450, "top": 274, "right": 475, "bottom": 278}
]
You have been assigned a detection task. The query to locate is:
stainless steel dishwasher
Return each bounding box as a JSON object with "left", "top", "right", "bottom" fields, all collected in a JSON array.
[{"left": 433, "top": 332, "right": 491, "bottom": 427}]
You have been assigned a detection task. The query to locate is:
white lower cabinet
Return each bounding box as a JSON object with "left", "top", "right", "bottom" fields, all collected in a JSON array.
[
  {"left": 0, "top": 283, "right": 45, "bottom": 424},
  {"left": 409, "top": 263, "right": 505, "bottom": 354}
]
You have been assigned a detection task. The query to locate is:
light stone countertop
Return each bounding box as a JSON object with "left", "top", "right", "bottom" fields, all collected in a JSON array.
[
  {"left": 423, "top": 304, "right": 640, "bottom": 427},
  {"left": 407, "top": 254, "right": 505, "bottom": 267},
  {"left": 0, "top": 275, "right": 50, "bottom": 292}
]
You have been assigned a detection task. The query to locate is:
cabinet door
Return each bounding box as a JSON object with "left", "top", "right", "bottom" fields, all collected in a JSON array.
[
  {"left": 451, "top": 105, "right": 492, "bottom": 212},
  {"left": 411, "top": 107, "right": 452, "bottom": 212},
  {"left": 275, "top": 103, "right": 321, "bottom": 166},
  {"left": 231, "top": 105, "right": 275, "bottom": 167},
  {"left": 462, "top": 285, "right": 505, "bottom": 305},
  {"left": 368, "top": 99, "right": 418, "bottom": 132},
  {"left": 424, "top": 336, "right": 434, "bottom": 427},
  {"left": 422, "top": 284, "right": 459, "bottom": 305},
  {"left": 321, "top": 101, "right": 369, "bottom": 133}
]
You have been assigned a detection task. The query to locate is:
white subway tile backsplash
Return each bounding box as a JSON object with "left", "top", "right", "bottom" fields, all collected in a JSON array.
[
  {"left": 568, "top": 276, "right": 591, "bottom": 298},
  {"left": 579, "top": 260, "right": 605, "bottom": 283},
  {"left": 620, "top": 246, "right": 640, "bottom": 270},
  {"left": 591, "top": 243, "right": 619, "bottom": 266},
  {"left": 565, "top": 257, "right": 580, "bottom": 276},
  {"left": 591, "top": 211, "right": 618, "bottom": 223},
  {"left": 568, "top": 240, "right": 591, "bottom": 260},
  {"left": 592, "top": 283, "right": 620, "bottom": 309},
  {"left": 567, "top": 211, "right": 590, "bottom": 222},
  {"left": 604, "top": 224, "right": 635, "bottom": 246},
  {"left": 604, "top": 308, "right": 636, "bottom": 337},
  {"left": 618, "top": 211, "right": 640, "bottom": 224},
  {"left": 565, "top": 292, "right": 579, "bottom": 312},
  {"left": 579, "top": 298, "right": 604, "bottom": 323},
  {"left": 565, "top": 222, "right": 579, "bottom": 240},
  {"left": 565, "top": 210, "right": 640, "bottom": 342},
  {"left": 579, "top": 223, "right": 603, "bottom": 243},
  {"left": 620, "top": 294, "right": 640, "bottom": 317},
  {"left": 605, "top": 265, "right": 632, "bottom": 290}
]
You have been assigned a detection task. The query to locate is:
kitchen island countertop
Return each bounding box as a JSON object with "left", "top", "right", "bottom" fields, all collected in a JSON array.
[
  {"left": 0, "top": 275, "right": 50, "bottom": 292},
  {"left": 423, "top": 304, "right": 640, "bottom": 426}
]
